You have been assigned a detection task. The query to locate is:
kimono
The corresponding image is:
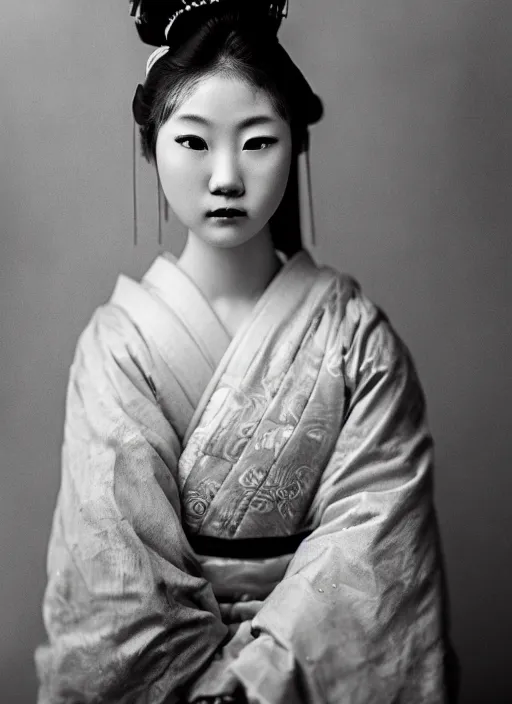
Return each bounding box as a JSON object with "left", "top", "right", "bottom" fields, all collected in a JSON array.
[{"left": 35, "top": 249, "right": 453, "bottom": 703}]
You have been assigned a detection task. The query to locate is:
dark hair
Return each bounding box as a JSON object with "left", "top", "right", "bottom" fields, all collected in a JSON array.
[{"left": 133, "top": 5, "right": 323, "bottom": 256}]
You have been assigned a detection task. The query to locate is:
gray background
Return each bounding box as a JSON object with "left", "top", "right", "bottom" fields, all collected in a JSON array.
[{"left": 1, "top": 1, "right": 511, "bottom": 702}]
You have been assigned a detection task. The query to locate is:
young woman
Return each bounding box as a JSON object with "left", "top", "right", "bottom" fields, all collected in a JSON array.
[{"left": 36, "top": 1, "right": 457, "bottom": 702}]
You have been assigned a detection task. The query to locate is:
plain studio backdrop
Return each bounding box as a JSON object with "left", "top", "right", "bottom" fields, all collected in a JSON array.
[{"left": 1, "top": 1, "right": 511, "bottom": 702}]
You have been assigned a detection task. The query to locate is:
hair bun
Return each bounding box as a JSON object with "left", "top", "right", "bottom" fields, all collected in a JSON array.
[
  {"left": 132, "top": 84, "right": 150, "bottom": 126},
  {"left": 130, "top": 0, "right": 287, "bottom": 47},
  {"left": 307, "top": 93, "right": 324, "bottom": 125},
  {"left": 131, "top": 0, "right": 173, "bottom": 47}
]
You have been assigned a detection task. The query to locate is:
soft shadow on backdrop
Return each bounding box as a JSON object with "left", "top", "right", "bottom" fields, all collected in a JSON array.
[{"left": 1, "top": 1, "right": 511, "bottom": 703}]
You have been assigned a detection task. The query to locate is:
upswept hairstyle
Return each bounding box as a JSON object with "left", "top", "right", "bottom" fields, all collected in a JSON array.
[{"left": 132, "top": 3, "right": 323, "bottom": 256}]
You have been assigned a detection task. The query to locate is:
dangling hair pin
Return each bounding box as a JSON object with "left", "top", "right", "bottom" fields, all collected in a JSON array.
[{"left": 131, "top": 0, "right": 297, "bottom": 248}]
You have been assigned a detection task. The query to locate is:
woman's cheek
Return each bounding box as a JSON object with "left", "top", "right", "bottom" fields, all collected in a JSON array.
[
  {"left": 264, "top": 150, "right": 291, "bottom": 187},
  {"left": 160, "top": 162, "right": 198, "bottom": 202}
]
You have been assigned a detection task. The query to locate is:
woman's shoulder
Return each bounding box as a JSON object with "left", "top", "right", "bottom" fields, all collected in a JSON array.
[
  {"left": 76, "top": 299, "right": 146, "bottom": 361},
  {"left": 320, "top": 263, "right": 416, "bottom": 375},
  {"left": 319, "top": 262, "right": 386, "bottom": 329},
  {"left": 74, "top": 264, "right": 165, "bottom": 362},
  {"left": 69, "top": 295, "right": 157, "bottom": 402}
]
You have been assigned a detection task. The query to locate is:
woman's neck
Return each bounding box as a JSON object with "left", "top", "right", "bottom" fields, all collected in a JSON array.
[{"left": 177, "top": 227, "right": 282, "bottom": 308}]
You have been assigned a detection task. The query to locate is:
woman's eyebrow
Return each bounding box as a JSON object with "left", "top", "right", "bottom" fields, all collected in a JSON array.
[{"left": 176, "top": 114, "right": 277, "bottom": 128}]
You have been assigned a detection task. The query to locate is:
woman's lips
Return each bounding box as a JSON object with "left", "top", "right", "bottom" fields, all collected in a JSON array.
[
  {"left": 206, "top": 211, "right": 247, "bottom": 225},
  {"left": 207, "top": 208, "right": 247, "bottom": 218}
]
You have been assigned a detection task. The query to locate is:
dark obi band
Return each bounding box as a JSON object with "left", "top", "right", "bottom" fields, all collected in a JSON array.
[{"left": 188, "top": 530, "right": 313, "bottom": 559}]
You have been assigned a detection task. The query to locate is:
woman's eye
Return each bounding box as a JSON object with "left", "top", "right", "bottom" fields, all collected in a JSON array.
[
  {"left": 244, "top": 137, "right": 278, "bottom": 151},
  {"left": 175, "top": 136, "right": 207, "bottom": 151}
]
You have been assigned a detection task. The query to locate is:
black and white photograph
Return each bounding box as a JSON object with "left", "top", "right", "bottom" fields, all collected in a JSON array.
[{"left": 1, "top": 1, "right": 510, "bottom": 702}]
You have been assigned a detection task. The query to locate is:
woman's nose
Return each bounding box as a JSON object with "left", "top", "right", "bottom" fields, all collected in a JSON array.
[{"left": 208, "top": 151, "right": 245, "bottom": 196}]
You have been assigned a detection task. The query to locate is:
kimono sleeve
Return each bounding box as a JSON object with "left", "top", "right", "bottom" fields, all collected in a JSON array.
[
  {"left": 35, "top": 305, "right": 233, "bottom": 704},
  {"left": 225, "top": 293, "right": 451, "bottom": 703}
]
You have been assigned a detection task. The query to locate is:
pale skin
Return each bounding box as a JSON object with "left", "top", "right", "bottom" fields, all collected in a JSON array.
[
  {"left": 156, "top": 73, "right": 295, "bottom": 630},
  {"left": 155, "top": 72, "right": 293, "bottom": 337}
]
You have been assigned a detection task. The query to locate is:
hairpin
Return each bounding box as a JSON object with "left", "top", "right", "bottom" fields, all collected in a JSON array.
[
  {"left": 142, "top": 0, "right": 288, "bottom": 76},
  {"left": 146, "top": 45, "right": 171, "bottom": 76},
  {"left": 164, "top": 1, "right": 288, "bottom": 39}
]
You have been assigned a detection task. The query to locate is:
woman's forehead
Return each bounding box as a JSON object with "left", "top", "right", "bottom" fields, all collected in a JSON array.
[{"left": 171, "top": 74, "right": 282, "bottom": 128}]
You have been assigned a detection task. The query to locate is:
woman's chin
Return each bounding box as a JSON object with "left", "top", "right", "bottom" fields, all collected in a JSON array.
[{"left": 190, "top": 222, "right": 263, "bottom": 249}]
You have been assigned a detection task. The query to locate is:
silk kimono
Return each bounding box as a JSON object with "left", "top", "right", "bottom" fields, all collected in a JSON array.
[{"left": 36, "top": 249, "right": 452, "bottom": 703}]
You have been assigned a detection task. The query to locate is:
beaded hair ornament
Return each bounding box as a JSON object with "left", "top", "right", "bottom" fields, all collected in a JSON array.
[
  {"left": 130, "top": 0, "right": 288, "bottom": 56},
  {"left": 129, "top": 0, "right": 316, "bottom": 249}
]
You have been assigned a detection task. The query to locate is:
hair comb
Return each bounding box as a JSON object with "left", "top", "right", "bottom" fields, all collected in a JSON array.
[{"left": 130, "top": 0, "right": 289, "bottom": 46}]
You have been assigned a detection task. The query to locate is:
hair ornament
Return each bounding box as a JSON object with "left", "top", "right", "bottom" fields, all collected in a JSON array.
[
  {"left": 163, "top": 0, "right": 288, "bottom": 41},
  {"left": 146, "top": 45, "right": 171, "bottom": 76},
  {"left": 164, "top": 1, "right": 220, "bottom": 41},
  {"left": 130, "top": 0, "right": 289, "bottom": 48},
  {"left": 130, "top": 0, "right": 318, "bottom": 252}
]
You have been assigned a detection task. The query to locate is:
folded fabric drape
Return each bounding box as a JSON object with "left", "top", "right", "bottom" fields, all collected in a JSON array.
[{"left": 36, "top": 250, "right": 451, "bottom": 703}]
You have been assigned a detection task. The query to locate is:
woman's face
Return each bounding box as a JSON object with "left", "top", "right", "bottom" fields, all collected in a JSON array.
[{"left": 156, "top": 73, "right": 292, "bottom": 249}]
